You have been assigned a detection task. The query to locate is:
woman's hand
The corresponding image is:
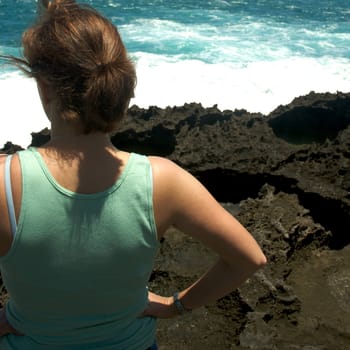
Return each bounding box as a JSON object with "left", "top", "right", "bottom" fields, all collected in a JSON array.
[
  {"left": 141, "top": 291, "right": 178, "bottom": 319},
  {"left": 0, "top": 308, "right": 22, "bottom": 337}
]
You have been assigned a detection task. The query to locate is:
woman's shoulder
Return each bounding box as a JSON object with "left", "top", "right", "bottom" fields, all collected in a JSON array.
[
  {"left": 148, "top": 156, "right": 181, "bottom": 174},
  {"left": 148, "top": 155, "right": 206, "bottom": 203},
  {"left": 148, "top": 156, "right": 191, "bottom": 188}
]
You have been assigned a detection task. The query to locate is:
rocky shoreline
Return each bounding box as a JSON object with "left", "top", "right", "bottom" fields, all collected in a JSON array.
[{"left": 1, "top": 91, "right": 350, "bottom": 349}]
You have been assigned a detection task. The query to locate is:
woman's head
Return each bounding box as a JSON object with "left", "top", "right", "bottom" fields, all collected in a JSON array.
[{"left": 21, "top": 0, "right": 136, "bottom": 134}]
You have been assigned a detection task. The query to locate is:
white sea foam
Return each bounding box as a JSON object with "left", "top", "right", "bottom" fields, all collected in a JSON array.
[
  {"left": 132, "top": 53, "right": 350, "bottom": 112},
  {"left": 0, "top": 72, "right": 49, "bottom": 148},
  {"left": 1, "top": 54, "right": 350, "bottom": 148}
]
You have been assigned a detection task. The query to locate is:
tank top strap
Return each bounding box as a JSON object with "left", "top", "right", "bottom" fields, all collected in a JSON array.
[{"left": 4, "top": 155, "right": 17, "bottom": 237}]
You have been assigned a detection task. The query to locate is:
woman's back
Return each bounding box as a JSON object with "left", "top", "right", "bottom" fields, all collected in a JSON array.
[
  {"left": 0, "top": 147, "right": 159, "bottom": 349},
  {"left": 0, "top": 1, "right": 266, "bottom": 348}
]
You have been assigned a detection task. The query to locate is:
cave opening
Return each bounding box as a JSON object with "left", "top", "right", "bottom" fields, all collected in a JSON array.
[
  {"left": 268, "top": 107, "right": 349, "bottom": 144},
  {"left": 195, "top": 169, "right": 350, "bottom": 250}
]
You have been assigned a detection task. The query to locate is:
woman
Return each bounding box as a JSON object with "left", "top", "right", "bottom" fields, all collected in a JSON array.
[{"left": 0, "top": 1, "right": 267, "bottom": 349}]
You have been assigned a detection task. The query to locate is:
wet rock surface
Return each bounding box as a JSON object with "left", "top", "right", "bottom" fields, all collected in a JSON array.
[{"left": 1, "top": 91, "right": 350, "bottom": 349}]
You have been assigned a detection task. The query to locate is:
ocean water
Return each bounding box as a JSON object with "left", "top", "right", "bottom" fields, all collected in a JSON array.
[{"left": 0, "top": 0, "right": 350, "bottom": 147}]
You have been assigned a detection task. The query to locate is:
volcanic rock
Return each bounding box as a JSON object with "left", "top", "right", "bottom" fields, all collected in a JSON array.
[{"left": 2, "top": 91, "right": 350, "bottom": 349}]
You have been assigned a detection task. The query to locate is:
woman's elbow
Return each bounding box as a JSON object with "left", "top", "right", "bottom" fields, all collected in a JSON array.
[{"left": 253, "top": 252, "right": 268, "bottom": 270}]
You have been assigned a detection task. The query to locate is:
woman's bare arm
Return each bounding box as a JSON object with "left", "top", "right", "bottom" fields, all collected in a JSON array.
[{"left": 143, "top": 157, "right": 267, "bottom": 318}]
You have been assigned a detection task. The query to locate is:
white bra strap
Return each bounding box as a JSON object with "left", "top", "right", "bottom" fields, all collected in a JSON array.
[{"left": 5, "top": 155, "right": 17, "bottom": 236}]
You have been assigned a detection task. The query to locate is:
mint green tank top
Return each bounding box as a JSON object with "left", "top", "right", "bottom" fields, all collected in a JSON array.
[{"left": 0, "top": 148, "right": 160, "bottom": 350}]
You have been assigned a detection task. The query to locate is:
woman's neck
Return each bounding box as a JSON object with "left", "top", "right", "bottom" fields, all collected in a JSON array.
[
  {"left": 42, "top": 132, "right": 117, "bottom": 160},
  {"left": 47, "top": 122, "right": 114, "bottom": 149}
]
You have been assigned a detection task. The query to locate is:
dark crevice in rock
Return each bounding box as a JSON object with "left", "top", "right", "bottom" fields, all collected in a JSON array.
[
  {"left": 195, "top": 169, "right": 350, "bottom": 250},
  {"left": 291, "top": 192, "right": 349, "bottom": 250},
  {"left": 268, "top": 107, "right": 349, "bottom": 144},
  {"left": 268, "top": 92, "right": 350, "bottom": 145},
  {"left": 194, "top": 169, "right": 297, "bottom": 206},
  {"left": 111, "top": 125, "right": 176, "bottom": 156}
]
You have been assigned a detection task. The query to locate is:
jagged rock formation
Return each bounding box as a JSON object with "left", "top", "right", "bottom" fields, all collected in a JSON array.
[
  {"left": 1, "top": 91, "right": 349, "bottom": 349},
  {"left": 114, "top": 91, "right": 350, "bottom": 349},
  {"left": 113, "top": 92, "right": 350, "bottom": 249}
]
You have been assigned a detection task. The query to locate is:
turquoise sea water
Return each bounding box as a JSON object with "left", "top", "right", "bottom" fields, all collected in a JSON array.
[{"left": 0, "top": 0, "right": 350, "bottom": 146}]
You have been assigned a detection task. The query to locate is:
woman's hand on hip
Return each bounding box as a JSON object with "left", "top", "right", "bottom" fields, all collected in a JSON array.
[{"left": 141, "top": 291, "right": 178, "bottom": 319}]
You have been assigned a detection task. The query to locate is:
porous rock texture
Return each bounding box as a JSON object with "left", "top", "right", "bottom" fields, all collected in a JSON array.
[{"left": 1, "top": 91, "right": 350, "bottom": 349}]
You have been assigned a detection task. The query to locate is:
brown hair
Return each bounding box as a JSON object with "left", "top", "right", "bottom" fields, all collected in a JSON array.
[{"left": 9, "top": 0, "right": 136, "bottom": 134}]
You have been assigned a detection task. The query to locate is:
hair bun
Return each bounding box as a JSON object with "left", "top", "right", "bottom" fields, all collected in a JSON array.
[{"left": 26, "top": 0, "right": 136, "bottom": 134}]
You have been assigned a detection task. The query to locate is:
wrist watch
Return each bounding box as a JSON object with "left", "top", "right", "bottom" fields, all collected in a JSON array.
[{"left": 173, "top": 292, "right": 192, "bottom": 315}]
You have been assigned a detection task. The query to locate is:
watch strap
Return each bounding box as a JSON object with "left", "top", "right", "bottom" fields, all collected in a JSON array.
[{"left": 173, "top": 292, "right": 191, "bottom": 315}]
